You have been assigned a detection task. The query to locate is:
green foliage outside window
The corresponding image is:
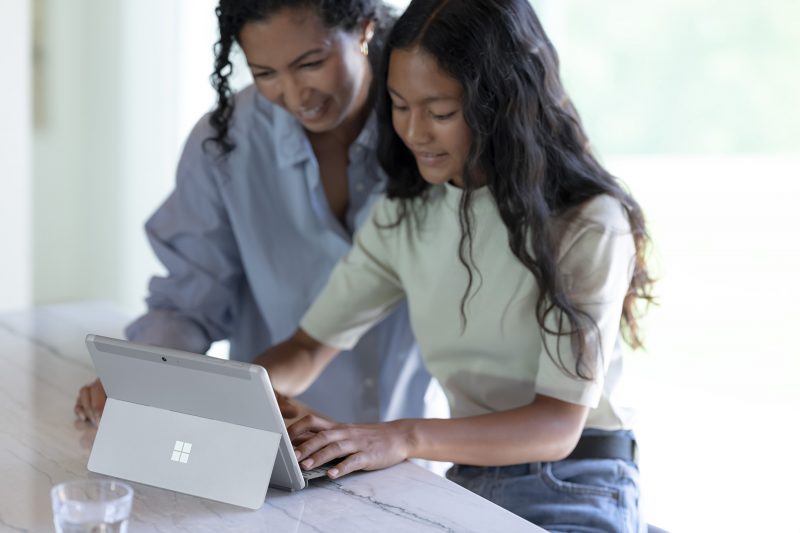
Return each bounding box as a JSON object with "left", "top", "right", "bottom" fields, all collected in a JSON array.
[{"left": 532, "top": 0, "right": 800, "bottom": 155}]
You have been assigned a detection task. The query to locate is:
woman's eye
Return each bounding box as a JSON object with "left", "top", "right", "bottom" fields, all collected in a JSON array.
[
  {"left": 300, "top": 60, "right": 324, "bottom": 70},
  {"left": 254, "top": 71, "right": 275, "bottom": 80},
  {"left": 391, "top": 102, "right": 409, "bottom": 111}
]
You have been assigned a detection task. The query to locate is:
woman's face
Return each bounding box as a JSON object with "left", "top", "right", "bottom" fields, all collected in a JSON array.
[
  {"left": 387, "top": 47, "right": 472, "bottom": 187},
  {"left": 239, "top": 8, "right": 371, "bottom": 134}
]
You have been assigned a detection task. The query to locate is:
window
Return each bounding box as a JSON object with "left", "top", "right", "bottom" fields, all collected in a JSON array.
[{"left": 537, "top": 2, "right": 799, "bottom": 531}]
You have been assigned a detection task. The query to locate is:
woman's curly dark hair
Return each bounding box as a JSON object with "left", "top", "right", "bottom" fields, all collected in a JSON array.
[
  {"left": 206, "top": 0, "right": 393, "bottom": 156},
  {"left": 376, "top": 0, "right": 656, "bottom": 380}
]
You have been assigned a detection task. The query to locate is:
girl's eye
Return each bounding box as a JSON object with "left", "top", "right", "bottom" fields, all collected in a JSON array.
[
  {"left": 254, "top": 71, "right": 275, "bottom": 80},
  {"left": 431, "top": 111, "right": 457, "bottom": 121},
  {"left": 391, "top": 102, "right": 409, "bottom": 112},
  {"left": 300, "top": 60, "right": 324, "bottom": 69}
]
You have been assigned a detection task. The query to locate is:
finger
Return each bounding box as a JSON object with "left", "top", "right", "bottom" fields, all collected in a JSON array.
[
  {"left": 303, "top": 444, "right": 355, "bottom": 472},
  {"left": 89, "top": 401, "right": 104, "bottom": 420},
  {"left": 327, "top": 452, "right": 368, "bottom": 479},
  {"left": 294, "top": 430, "right": 333, "bottom": 462},
  {"left": 287, "top": 414, "right": 337, "bottom": 440},
  {"left": 290, "top": 430, "right": 318, "bottom": 447},
  {"left": 74, "top": 392, "right": 87, "bottom": 421},
  {"left": 281, "top": 404, "right": 300, "bottom": 418},
  {"left": 74, "top": 403, "right": 88, "bottom": 422},
  {"left": 89, "top": 385, "right": 106, "bottom": 424},
  {"left": 300, "top": 439, "right": 357, "bottom": 471},
  {"left": 276, "top": 393, "right": 303, "bottom": 418},
  {"left": 280, "top": 402, "right": 300, "bottom": 419},
  {"left": 79, "top": 386, "right": 92, "bottom": 420}
]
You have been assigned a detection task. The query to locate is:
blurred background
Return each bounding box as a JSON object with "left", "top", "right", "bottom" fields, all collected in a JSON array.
[{"left": 2, "top": 0, "right": 798, "bottom": 531}]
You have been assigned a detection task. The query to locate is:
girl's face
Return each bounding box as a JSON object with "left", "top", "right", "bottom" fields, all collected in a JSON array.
[
  {"left": 240, "top": 8, "right": 372, "bottom": 134},
  {"left": 387, "top": 47, "right": 472, "bottom": 187}
]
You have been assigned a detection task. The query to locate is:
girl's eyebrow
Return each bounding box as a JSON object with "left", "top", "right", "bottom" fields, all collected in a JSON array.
[
  {"left": 388, "top": 87, "right": 457, "bottom": 103},
  {"left": 387, "top": 87, "right": 407, "bottom": 100}
]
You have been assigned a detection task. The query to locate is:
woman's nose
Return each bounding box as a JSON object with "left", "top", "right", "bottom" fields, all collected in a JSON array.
[{"left": 278, "top": 75, "right": 310, "bottom": 111}]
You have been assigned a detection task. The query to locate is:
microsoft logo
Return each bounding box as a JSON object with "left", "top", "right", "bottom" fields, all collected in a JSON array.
[{"left": 171, "top": 440, "right": 192, "bottom": 463}]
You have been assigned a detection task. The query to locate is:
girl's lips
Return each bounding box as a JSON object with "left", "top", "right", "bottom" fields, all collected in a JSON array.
[{"left": 414, "top": 151, "right": 449, "bottom": 166}]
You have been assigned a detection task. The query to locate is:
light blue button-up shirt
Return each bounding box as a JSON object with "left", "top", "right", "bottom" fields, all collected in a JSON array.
[{"left": 125, "top": 85, "right": 430, "bottom": 423}]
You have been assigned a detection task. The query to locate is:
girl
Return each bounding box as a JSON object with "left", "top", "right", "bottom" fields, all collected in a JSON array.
[
  {"left": 256, "top": 0, "right": 654, "bottom": 530},
  {"left": 74, "top": 0, "right": 431, "bottom": 429}
]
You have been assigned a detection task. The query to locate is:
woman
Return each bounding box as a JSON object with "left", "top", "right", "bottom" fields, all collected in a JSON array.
[
  {"left": 255, "top": 0, "right": 655, "bottom": 531},
  {"left": 74, "top": 0, "right": 431, "bottom": 427}
]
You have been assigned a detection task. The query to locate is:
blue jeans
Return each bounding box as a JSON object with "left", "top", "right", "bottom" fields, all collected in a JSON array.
[{"left": 446, "top": 430, "right": 644, "bottom": 533}]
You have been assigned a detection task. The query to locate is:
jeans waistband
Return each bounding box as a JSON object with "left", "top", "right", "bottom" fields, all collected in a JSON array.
[{"left": 450, "top": 429, "right": 637, "bottom": 475}]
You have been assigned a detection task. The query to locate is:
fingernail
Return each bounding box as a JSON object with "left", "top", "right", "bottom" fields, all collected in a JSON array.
[
  {"left": 328, "top": 468, "right": 339, "bottom": 478},
  {"left": 301, "top": 459, "right": 313, "bottom": 469},
  {"left": 294, "top": 449, "right": 301, "bottom": 460}
]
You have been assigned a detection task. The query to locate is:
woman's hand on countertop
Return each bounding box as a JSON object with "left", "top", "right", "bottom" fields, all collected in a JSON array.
[{"left": 74, "top": 378, "right": 106, "bottom": 426}]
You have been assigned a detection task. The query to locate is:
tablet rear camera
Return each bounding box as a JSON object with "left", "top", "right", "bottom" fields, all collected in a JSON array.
[{"left": 162, "top": 356, "right": 167, "bottom": 362}]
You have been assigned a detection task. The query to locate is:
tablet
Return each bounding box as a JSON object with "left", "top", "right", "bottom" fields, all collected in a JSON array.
[{"left": 85, "top": 335, "right": 308, "bottom": 509}]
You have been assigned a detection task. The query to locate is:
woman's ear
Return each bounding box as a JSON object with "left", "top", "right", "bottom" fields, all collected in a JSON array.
[
  {"left": 360, "top": 18, "right": 375, "bottom": 47},
  {"left": 358, "top": 19, "right": 375, "bottom": 57}
]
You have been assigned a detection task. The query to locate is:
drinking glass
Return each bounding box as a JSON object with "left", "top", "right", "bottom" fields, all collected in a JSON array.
[{"left": 51, "top": 479, "right": 133, "bottom": 533}]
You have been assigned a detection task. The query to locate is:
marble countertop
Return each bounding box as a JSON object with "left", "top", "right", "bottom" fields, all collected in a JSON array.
[{"left": 0, "top": 302, "right": 541, "bottom": 532}]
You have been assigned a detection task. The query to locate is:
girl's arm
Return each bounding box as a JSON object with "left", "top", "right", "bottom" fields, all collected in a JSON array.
[
  {"left": 252, "top": 328, "right": 340, "bottom": 397},
  {"left": 288, "top": 394, "right": 588, "bottom": 479},
  {"left": 409, "top": 394, "right": 589, "bottom": 464}
]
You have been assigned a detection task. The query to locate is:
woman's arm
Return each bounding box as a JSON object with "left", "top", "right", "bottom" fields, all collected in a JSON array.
[
  {"left": 289, "top": 393, "right": 588, "bottom": 478},
  {"left": 252, "top": 328, "right": 340, "bottom": 397},
  {"left": 128, "top": 117, "right": 248, "bottom": 353},
  {"left": 76, "top": 118, "right": 241, "bottom": 424}
]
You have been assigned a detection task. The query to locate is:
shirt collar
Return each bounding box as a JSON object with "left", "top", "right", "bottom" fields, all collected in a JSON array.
[
  {"left": 269, "top": 101, "right": 313, "bottom": 169},
  {"left": 353, "top": 111, "right": 379, "bottom": 151},
  {"left": 442, "top": 182, "right": 495, "bottom": 212},
  {"left": 350, "top": 111, "right": 387, "bottom": 186},
  {"left": 262, "top": 91, "right": 380, "bottom": 170}
]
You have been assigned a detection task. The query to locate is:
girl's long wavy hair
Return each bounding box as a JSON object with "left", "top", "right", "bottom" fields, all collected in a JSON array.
[
  {"left": 206, "top": 0, "right": 393, "bottom": 156},
  {"left": 376, "top": 0, "right": 655, "bottom": 380}
]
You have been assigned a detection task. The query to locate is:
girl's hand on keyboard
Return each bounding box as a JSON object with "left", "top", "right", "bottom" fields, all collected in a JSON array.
[{"left": 287, "top": 415, "right": 414, "bottom": 479}]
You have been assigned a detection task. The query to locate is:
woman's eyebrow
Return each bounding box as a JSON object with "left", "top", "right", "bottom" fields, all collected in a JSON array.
[{"left": 248, "top": 48, "right": 326, "bottom": 70}]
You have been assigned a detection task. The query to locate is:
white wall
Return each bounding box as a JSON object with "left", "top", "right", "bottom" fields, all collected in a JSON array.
[
  {"left": 34, "top": 0, "right": 119, "bottom": 306},
  {"left": 33, "top": 0, "right": 219, "bottom": 315},
  {"left": 0, "top": 0, "right": 32, "bottom": 311}
]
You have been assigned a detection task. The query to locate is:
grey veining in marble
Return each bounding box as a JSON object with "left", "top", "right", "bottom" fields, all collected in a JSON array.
[{"left": 0, "top": 302, "right": 541, "bottom": 532}]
